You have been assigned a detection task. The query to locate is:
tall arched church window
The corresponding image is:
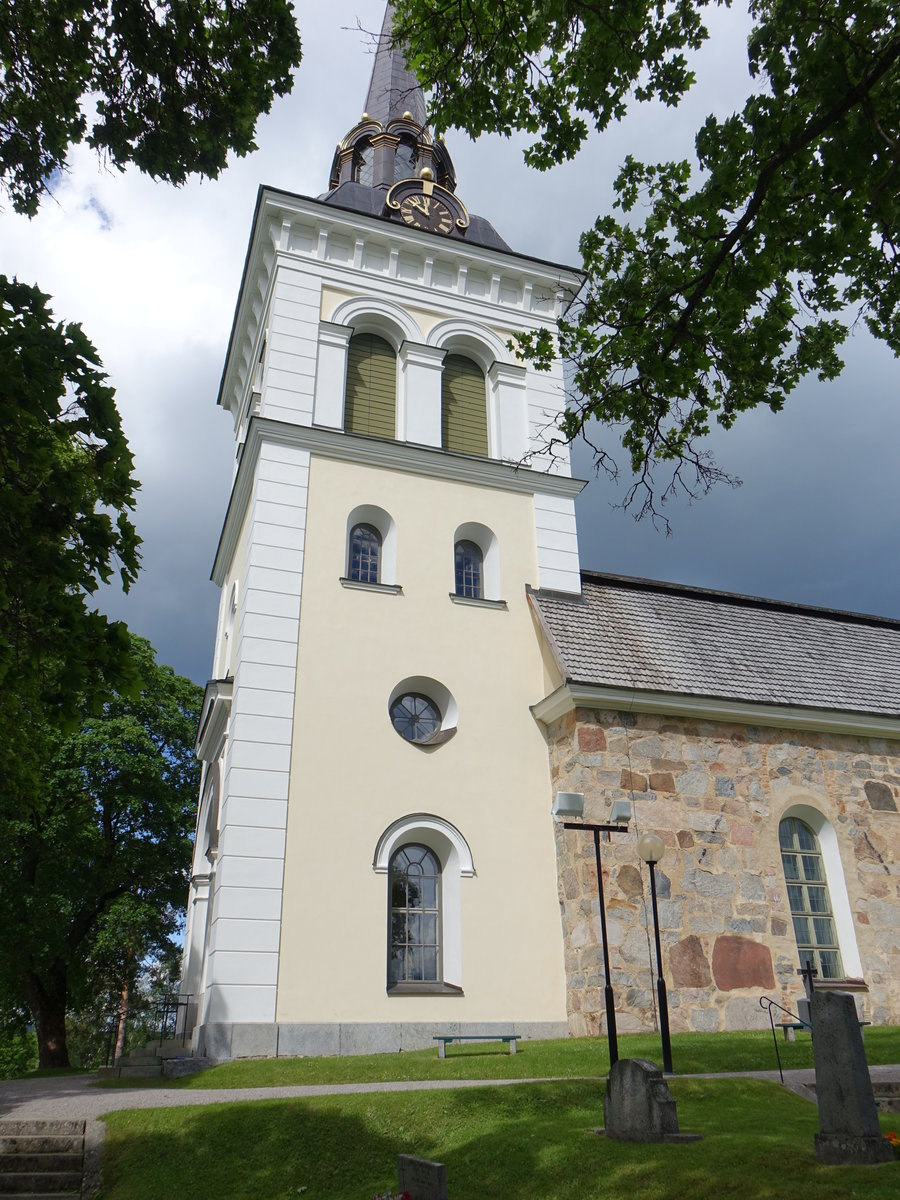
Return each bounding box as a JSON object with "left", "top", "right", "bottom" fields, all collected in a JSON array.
[
  {"left": 389, "top": 845, "right": 441, "bottom": 986},
  {"left": 345, "top": 333, "right": 397, "bottom": 439},
  {"left": 441, "top": 355, "right": 488, "bottom": 456},
  {"left": 779, "top": 817, "right": 843, "bottom": 980},
  {"left": 394, "top": 137, "right": 417, "bottom": 181},
  {"left": 354, "top": 141, "right": 374, "bottom": 186},
  {"left": 349, "top": 523, "right": 382, "bottom": 584},
  {"left": 455, "top": 540, "right": 483, "bottom": 599}
]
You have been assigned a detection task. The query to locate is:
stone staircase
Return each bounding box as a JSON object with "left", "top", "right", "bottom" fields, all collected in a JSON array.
[
  {"left": 0, "top": 1120, "right": 85, "bottom": 1198},
  {"left": 97, "top": 1037, "right": 209, "bottom": 1080}
]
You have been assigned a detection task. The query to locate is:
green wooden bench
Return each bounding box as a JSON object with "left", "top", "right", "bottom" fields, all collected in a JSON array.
[
  {"left": 780, "top": 1019, "right": 870, "bottom": 1041},
  {"left": 433, "top": 1034, "right": 519, "bottom": 1058}
]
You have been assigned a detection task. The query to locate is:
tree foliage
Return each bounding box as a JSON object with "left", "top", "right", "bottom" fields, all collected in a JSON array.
[
  {"left": 393, "top": 1, "right": 900, "bottom": 517},
  {"left": 0, "top": 0, "right": 303, "bottom": 215},
  {"left": 0, "top": 636, "right": 202, "bottom": 1068},
  {"left": 0, "top": 275, "right": 141, "bottom": 756}
]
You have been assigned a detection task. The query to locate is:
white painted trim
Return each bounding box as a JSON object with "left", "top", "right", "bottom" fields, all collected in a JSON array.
[
  {"left": 214, "top": 418, "right": 586, "bottom": 585},
  {"left": 425, "top": 318, "right": 511, "bottom": 370},
  {"left": 778, "top": 802, "right": 864, "bottom": 980},
  {"left": 196, "top": 680, "right": 233, "bottom": 762},
  {"left": 372, "top": 813, "right": 474, "bottom": 987},
  {"left": 330, "top": 295, "right": 423, "bottom": 349},
  {"left": 531, "top": 682, "right": 900, "bottom": 740},
  {"left": 372, "top": 813, "right": 475, "bottom": 876}
]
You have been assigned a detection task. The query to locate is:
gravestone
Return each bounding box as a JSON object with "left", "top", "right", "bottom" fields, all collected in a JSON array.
[
  {"left": 603, "top": 1059, "right": 681, "bottom": 1142},
  {"left": 811, "top": 989, "right": 893, "bottom": 1164},
  {"left": 397, "top": 1154, "right": 448, "bottom": 1200}
]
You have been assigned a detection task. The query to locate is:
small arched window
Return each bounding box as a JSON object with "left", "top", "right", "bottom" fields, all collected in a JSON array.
[
  {"left": 354, "top": 140, "right": 374, "bottom": 186},
  {"left": 345, "top": 333, "right": 397, "bottom": 439},
  {"left": 389, "top": 844, "right": 441, "bottom": 986},
  {"left": 348, "top": 523, "right": 382, "bottom": 584},
  {"left": 779, "top": 816, "right": 843, "bottom": 980},
  {"left": 394, "top": 137, "right": 417, "bottom": 181},
  {"left": 455, "top": 540, "right": 483, "bottom": 599},
  {"left": 441, "top": 355, "right": 488, "bottom": 456}
]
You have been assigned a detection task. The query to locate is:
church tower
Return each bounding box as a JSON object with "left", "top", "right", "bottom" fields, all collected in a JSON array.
[{"left": 181, "top": 5, "right": 584, "bottom": 1058}]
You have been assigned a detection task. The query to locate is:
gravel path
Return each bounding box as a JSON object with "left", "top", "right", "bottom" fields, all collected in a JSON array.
[{"left": 2, "top": 1065, "right": 897, "bottom": 1123}]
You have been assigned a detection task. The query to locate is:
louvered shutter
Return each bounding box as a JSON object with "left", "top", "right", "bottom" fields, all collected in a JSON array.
[
  {"left": 345, "top": 334, "right": 397, "bottom": 438},
  {"left": 441, "top": 355, "right": 488, "bottom": 456}
]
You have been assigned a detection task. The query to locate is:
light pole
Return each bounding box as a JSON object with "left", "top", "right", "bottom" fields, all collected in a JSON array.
[
  {"left": 638, "top": 832, "right": 673, "bottom": 1074},
  {"left": 561, "top": 818, "right": 627, "bottom": 1067}
]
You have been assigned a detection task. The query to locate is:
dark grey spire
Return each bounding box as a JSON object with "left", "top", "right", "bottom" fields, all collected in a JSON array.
[
  {"left": 322, "top": 3, "right": 510, "bottom": 251},
  {"left": 363, "top": 4, "right": 427, "bottom": 129}
]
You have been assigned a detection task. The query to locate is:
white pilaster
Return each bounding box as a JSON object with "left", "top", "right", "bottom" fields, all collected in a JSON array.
[
  {"left": 314, "top": 321, "right": 352, "bottom": 428},
  {"left": 399, "top": 341, "right": 444, "bottom": 446},
  {"left": 534, "top": 492, "right": 581, "bottom": 593},
  {"left": 202, "top": 439, "right": 309, "bottom": 1025},
  {"left": 260, "top": 266, "right": 322, "bottom": 426},
  {"left": 489, "top": 361, "right": 528, "bottom": 463}
]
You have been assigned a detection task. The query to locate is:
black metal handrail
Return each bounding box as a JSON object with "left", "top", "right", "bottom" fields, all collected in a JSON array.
[
  {"left": 153, "top": 993, "right": 194, "bottom": 1049},
  {"left": 759, "top": 995, "right": 812, "bottom": 1083}
]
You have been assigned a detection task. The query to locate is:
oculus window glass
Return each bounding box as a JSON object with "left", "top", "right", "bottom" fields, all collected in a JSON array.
[{"left": 390, "top": 693, "right": 441, "bottom": 743}]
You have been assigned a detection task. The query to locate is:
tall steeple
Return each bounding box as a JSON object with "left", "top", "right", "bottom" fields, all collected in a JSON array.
[
  {"left": 326, "top": 3, "right": 456, "bottom": 201},
  {"left": 323, "top": 3, "right": 507, "bottom": 249},
  {"left": 363, "top": 3, "right": 426, "bottom": 129}
]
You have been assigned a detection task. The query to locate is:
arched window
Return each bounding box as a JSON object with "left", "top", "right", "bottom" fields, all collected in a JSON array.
[
  {"left": 454, "top": 540, "right": 483, "bottom": 599},
  {"left": 441, "top": 354, "right": 488, "bottom": 456},
  {"left": 348, "top": 523, "right": 382, "bottom": 584},
  {"left": 389, "top": 845, "right": 441, "bottom": 986},
  {"left": 779, "top": 816, "right": 843, "bottom": 980},
  {"left": 354, "top": 140, "right": 374, "bottom": 186},
  {"left": 345, "top": 333, "right": 397, "bottom": 439},
  {"left": 394, "top": 137, "right": 417, "bottom": 181}
]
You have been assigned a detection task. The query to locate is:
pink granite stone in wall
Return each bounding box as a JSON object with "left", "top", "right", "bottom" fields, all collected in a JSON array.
[
  {"left": 712, "top": 935, "right": 775, "bottom": 991},
  {"left": 577, "top": 725, "right": 607, "bottom": 752},
  {"left": 669, "top": 935, "right": 712, "bottom": 988}
]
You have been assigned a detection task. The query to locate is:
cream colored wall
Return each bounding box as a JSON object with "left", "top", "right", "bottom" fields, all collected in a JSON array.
[
  {"left": 321, "top": 285, "right": 440, "bottom": 341},
  {"left": 276, "top": 454, "right": 568, "bottom": 1024}
]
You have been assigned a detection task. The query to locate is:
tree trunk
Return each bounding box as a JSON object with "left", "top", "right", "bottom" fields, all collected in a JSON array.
[
  {"left": 21, "top": 960, "right": 70, "bottom": 1068},
  {"left": 113, "top": 977, "right": 129, "bottom": 1062}
]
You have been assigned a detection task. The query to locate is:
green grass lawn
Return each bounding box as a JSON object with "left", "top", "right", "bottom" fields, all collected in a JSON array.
[
  {"left": 99, "top": 1078, "right": 899, "bottom": 1200},
  {"left": 160, "top": 1026, "right": 900, "bottom": 1090}
]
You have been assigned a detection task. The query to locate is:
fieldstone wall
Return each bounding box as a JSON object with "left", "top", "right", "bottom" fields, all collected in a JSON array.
[{"left": 548, "top": 708, "right": 900, "bottom": 1034}]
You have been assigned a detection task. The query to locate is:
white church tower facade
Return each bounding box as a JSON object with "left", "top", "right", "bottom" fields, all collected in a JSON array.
[{"left": 180, "top": 5, "right": 584, "bottom": 1058}]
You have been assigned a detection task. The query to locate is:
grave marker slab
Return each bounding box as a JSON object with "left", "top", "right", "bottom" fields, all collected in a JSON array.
[
  {"left": 811, "top": 989, "right": 893, "bottom": 1164},
  {"left": 397, "top": 1154, "right": 448, "bottom": 1200}
]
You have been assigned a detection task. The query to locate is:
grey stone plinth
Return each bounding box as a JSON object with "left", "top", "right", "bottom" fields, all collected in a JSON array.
[
  {"left": 604, "top": 1059, "right": 680, "bottom": 1142},
  {"left": 814, "top": 1133, "right": 893, "bottom": 1165}
]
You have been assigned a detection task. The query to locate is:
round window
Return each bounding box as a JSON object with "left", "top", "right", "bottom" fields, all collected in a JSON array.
[{"left": 390, "top": 693, "right": 441, "bottom": 743}]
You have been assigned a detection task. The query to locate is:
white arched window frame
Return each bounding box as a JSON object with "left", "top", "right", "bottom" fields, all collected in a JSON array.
[
  {"left": 779, "top": 802, "right": 863, "bottom": 980},
  {"left": 343, "top": 504, "right": 398, "bottom": 588},
  {"left": 426, "top": 320, "right": 526, "bottom": 461},
  {"left": 315, "top": 299, "right": 423, "bottom": 435},
  {"left": 452, "top": 521, "right": 501, "bottom": 602},
  {"left": 374, "top": 814, "right": 474, "bottom": 989}
]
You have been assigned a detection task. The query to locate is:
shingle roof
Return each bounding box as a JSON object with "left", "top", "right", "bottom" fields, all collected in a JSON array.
[{"left": 530, "top": 572, "right": 900, "bottom": 717}]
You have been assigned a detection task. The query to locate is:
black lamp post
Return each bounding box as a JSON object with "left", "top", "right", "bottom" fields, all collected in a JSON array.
[
  {"left": 562, "top": 819, "right": 626, "bottom": 1067},
  {"left": 638, "top": 832, "right": 673, "bottom": 1074}
]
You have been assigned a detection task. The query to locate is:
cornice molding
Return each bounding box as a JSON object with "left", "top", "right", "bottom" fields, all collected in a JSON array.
[
  {"left": 212, "top": 418, "right": 586, "bottom": 584},
  {"left": 196, "top": 679, "right": 233, "bottom": 761},
  {"left": 531, "top": 682, "right": 900, "bottom": 741}
]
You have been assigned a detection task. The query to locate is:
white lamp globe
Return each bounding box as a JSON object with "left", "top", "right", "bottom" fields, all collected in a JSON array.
[{"left": 638, "top": 832, "right": 665, "bottom": 865}]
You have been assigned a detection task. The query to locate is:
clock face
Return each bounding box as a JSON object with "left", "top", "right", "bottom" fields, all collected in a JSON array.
[{"left": 399, "top": 191, "right": 454, "bottom": 234}]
